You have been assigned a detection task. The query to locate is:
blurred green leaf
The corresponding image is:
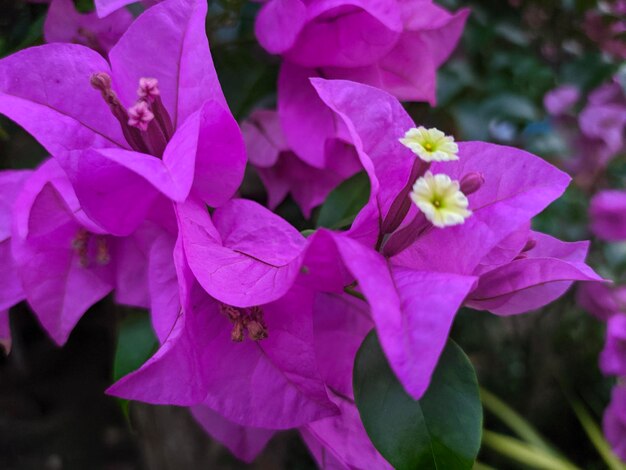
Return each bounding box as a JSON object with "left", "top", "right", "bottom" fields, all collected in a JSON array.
[
  {"left": 481, "top": 94, "right": 538, "bottom": 122},
  {"left": 472, "top": 462, "right": 497, "bottom": 470},
  {"left": 560, "top": 54, "right": 617, "bottom": 92},
  {"left": 113, "top": 313, "right": 158, "bottom": 382},
  {"left": 353, "top": 331, "right": 482, "bottom": 470},
  {"left": 213, "top": 44, "right": 278, "bottom": 120},
  {"left": 436, "top": 60, "right": 476, "bottom": 106},
  {"left": 316, "top": 171, "right": 369, "bottom": 229},
  {"left": 481, "top": 431, "right": 581, "bottom": 470},
  {"left": 112, "top": 313, "right": 158, "bottom": 419},
  {"left": 7, "top": 14, "right": 45, "bottom": 56},
  {"left": 75, "top": 0, "right": 95, "bottom": 13},
  {"left": 493, "top": 22, "right": 529, "bottom": 46}
]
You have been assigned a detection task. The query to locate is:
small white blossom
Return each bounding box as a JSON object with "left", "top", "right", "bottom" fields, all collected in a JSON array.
[
  {"left": 411, "top": 171, "right": 471, "bottom": 228},
  {"left": 399, "top": 127, "right": 459, "bottom": 162}
]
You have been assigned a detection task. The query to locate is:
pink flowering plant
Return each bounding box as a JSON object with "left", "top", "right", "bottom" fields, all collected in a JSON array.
[{"left": 0, "top": 0, "right": 621, "bottom": 468}]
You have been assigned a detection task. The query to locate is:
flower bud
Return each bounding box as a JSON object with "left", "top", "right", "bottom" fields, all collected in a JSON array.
[
  {"left": 460, "top": 172, "right": 485, "bottom": 196},
  {"left": 90, "top": 72, "right": 112, "bottom": 93}
]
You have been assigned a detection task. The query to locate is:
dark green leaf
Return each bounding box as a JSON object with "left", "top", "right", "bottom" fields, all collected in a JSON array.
[
  {"left": 75, "top": 0, "right": 95, "bottom": 13},
  {"left": 354, "top": 331, "right": 482, "bottom": 470},
  {"left": 316, "top": 171, "right": 370, "bottom": 229},
  {"left": 213, "top": 42, "right": 278, "bottom": 120},
  {"left": 113, "top": 313, "right": 158, "bottom": 382}
]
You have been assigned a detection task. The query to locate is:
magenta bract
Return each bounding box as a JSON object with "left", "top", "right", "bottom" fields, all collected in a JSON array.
[{"left": 0, "top": 0, "right": 245, "bottom": 236}]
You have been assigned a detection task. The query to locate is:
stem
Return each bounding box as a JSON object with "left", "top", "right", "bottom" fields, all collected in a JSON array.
[{"left": 343, "top": 286, "right": 366, "bottom": 301}]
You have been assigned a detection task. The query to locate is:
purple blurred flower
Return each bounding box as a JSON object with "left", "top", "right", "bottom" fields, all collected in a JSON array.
[
  {"left": 0, "top": 0, "right": 245, "bottom": 236},
  {"left": 578, "top": 196, "right": 626, "bottom": 460},
  {"left": 557, "top": 77, "right": 626, "bottom": 185},
  {"left": 584, "top": 3, "right": 626, "bottom": 59},
  {"left": 256, "top": 0, "right": 468, "bottom": 103},
  {"left": 600, "top": 314, "right": 626, "bottom": 376},
  {"left": 44, "top": 0, "right": 134, "bottom": 55},
  {"left": 243, "top": 109, "right": 361, "bottom": 218},
  {"left": 544, "top": 85, "right": 579, "bottom": 116},
  {"left": 579, "top": 104, "right": 626, "bottom": 158},
  {"left": 590, "top": 190, "right": 626, "bottom": 241},
  {"left": 577, "top": 282, "right": 626, "bottom": 322},
  {"left": 604, "top": 384, "right": 626, "bottom": 461},
  {"left": 257, "top": 0, "right": 468, "bottom": 167}
]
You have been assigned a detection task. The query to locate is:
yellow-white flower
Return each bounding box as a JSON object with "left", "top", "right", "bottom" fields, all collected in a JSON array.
[
  {"left": 411, "top": 171, "right": 471, "bottom": 228},
  {"left": 399, "top": 127, "right": 459, "bottom": 162}
]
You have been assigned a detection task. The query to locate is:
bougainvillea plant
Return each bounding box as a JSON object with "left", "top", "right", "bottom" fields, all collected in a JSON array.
[{"left": 0, "top": 0, "right": 614, "bottom": 467}]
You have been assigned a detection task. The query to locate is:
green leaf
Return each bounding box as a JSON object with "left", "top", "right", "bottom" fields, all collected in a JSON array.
[
  {"left": 7, "top": 14, "right": 44, "bottom": 56},
  {"left": 316, "top": 171, "right": 370, "bottom": 229},
  {"left": 300, "top": 229, "right": 316, "bottom": 238},
  {"left": 75, "top": 0, "right": 95, "bottom": 13},
  {"left": 353, "top": 331, "right": 483, "bottom": 470},
  {"left": 113, "top": 313, "right": 158, "bottom": 382},
  {"left": 212, "top": 42, "right": 278, "bottom": 120}
]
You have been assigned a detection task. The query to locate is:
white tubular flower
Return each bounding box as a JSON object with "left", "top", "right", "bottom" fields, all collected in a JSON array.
[
  {"left": 411, "top": 171, "right": 472, "bottom": 228},
  {"left": 399, "top": 127, "right": 459, "bottom": 162}
]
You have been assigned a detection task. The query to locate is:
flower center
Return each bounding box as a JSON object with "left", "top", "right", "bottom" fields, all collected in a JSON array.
[
  {"left": 220, "top": 304, "right": 268, "bottom": 342},
  {"left": 71, "top": 228, "right": 111, "bottom": 267},
  {"left": 90, "top": 73, "right": 173, "bottom": 158}
]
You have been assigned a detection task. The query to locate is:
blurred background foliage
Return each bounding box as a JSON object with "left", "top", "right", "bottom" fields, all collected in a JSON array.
[{"left": 0, "top": 0, "right": 625, "bottom": 468}]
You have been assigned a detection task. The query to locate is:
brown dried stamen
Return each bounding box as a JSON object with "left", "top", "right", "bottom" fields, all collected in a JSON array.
[
  {"left": 71, "top": 228, "right": 111, "bottom": 267},
  {"left": 220, "top": 304, "right": 268, "bottom": 342}
]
